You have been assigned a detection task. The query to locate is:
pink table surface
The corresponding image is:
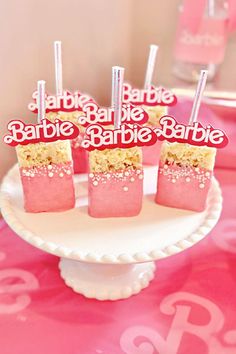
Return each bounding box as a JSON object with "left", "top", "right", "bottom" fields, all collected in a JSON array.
[{"left": 0, "top": 103, "right": 236, "bottom": 354}]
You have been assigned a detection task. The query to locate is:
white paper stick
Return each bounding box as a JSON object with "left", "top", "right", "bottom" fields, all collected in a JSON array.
[
  {"left": 208, "top": 0, "right": 215, "bottom": 17},
  {"left": 189, "top": 70, "right": 208, "bottom": 124},
  {"left": 54, "top": 41, "right": 63, "bottom": 96},
  {"left": 111, "top": 68, "right": 116, "bottom": 109},
  {"left": 112, "top": 66, "right": 125, "bottom": 129},
  {"left": 37, "top": 80, "right": 46, "bottom": 123},
  {"left": 144, "top": 44, "right": 159, "bottom": 90}
]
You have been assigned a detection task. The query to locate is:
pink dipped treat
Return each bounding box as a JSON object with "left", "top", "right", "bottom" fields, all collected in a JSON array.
[
  {"left": 16, "top": 141, "right": 75, "bottom": 213},
  {"left": 142, "top": 141, "right": 162, "bottom": 166},
  {"left": 155, "top": 142, "right": 216, "bottom": 212},
  {"left": 71, "top": 135, "right": 88, "bottom": 174},
  {"left": 88, "top": 147, "right": 143, "bottom": 218},
  {"left": 142, "top": 105, "right": 167, "bottom": 166},
  {"left": 47, "top": 110, "right": 88, "bottom": 174}
]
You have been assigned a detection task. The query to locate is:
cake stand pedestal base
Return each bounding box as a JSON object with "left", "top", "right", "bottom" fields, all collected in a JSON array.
[{"left": 59, "top": 259, "right": 156, "bottom": 301}]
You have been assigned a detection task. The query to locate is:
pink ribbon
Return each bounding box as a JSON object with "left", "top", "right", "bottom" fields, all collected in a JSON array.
[{"left": 181, "top": 0, "right": 236, "bottom": 34}]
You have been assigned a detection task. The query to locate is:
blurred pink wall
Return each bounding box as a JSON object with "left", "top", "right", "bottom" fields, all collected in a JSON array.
[{"left": 0, "top": 0, "right": 235, "bottom": 180}]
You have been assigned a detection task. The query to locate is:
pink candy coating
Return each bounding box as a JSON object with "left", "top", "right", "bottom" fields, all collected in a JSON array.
[
  {"left": 142, "top": 141, "right": 162, "bottom": 166},
  {"left": 71, "top": 145, "right": 88, "bottom": 174},
  {"left": 88, "top": 169, "right": 143, "bottom": 218},
  {"left": 20, "top": 162, "right": 75, "bottom": 213},
  {"left": 155, "top": 163, "right": 212, "bottom": 212},
  {"left": 71, "top": 136, "right": 88, "bottom": 174}
]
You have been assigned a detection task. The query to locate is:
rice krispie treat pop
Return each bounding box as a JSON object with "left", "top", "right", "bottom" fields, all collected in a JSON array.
[
  {"left": 88, "top": 66, "right": 143, "bottom": 218},
  {"left": 47, "top": 109, "right": 87, "bottom": 174},
  {"left": 142, "top": 104, "right": 167, "bottom": 165},
  {"left": 156, "top": 70, "right": 215, "bottom": 212},
  {"left": 17, "top": 81, "right": 75, "bottom": 213}
]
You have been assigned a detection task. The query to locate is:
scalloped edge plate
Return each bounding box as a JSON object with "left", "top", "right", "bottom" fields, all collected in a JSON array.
[{"left": 0, "top": 164, "right": 222, "bottom": 264}]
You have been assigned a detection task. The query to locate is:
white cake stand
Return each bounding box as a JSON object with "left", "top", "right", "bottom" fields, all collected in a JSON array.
[{"left": 0, "top": 164, "right": 222, "bottom": 301}]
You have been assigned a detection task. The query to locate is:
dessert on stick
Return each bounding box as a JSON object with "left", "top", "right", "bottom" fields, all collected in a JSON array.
[
  {"left": 47, "top": 41, "right": 88, "bottom": 174},
  {"left": 88, "top": 67, "right": 143, "bottom": 218},
  {"left": 142, "top": 44, "right": 167, "bottom": 165},
  {"left": 16, "top": 80, "right": 75, "bottom": 213},
  {"left": 155, "top": 70, "right": 216, "bottom": 212}
]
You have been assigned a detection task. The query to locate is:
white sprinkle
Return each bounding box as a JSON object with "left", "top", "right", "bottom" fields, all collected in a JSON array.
[
  {"left": 47, "top": 165, "right": 53, "bottom": 170},
  {"left": 130, "top": 177, "right": 135, "bottom": 182},
  {"left": 139, "top": 174, "right": 143, "bottom": 180},
  {"left": 136, "top": 170, "right": 141, "bottom": 174},
  {"left": 124, "top": 171, "right": 129, "bottom": 177},
  {"left": 30, "top": 173, "right": 35, "bottom": 177},
  {"left": 172, "top": 179, "right": 176, "bottom": 183},
  {"left": 48, "top": 172, "right": 54, "bottom": 178},
  {"left": 199, "top": 183, "right": 205, "bottom": 189},
  {"left": 22, "top": 169, "right": 26, "bottom": 174},
  {"left": 186, "top": 177, "right": 191, "bottom": 182},
  {"left": 66, "top": 170, "right": 71, "bottom": 175},
  {"left": 106, "top": 173, "right": 111, "bottom": 178},
  {"left": 205, "top": 172, "right": 210, "bottom": 177},
  {"left": 59, "top": 172, "right": 64, "bottom": 178},
  {"left": 93, "top": 181, "right": 98, "bottom": 186},
  {"left": 89, "top": 173, "right": 94, "bottom": 178},
  {"left": 195, "top": 167, "right": 199, "bottom": 172},
  {"left": 25, "top": 172, "right": 30, "bottom": 177},
  {"left": 164, "top": 164, "right": 168, "bottom": 169},
  {"left": 123, "top": 186, "right": 129, "bottom": 192}
]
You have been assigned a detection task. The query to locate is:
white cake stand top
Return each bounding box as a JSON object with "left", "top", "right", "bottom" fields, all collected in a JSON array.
[{"left": 0, "top": 165, "right": 222, "bottom": 264}]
